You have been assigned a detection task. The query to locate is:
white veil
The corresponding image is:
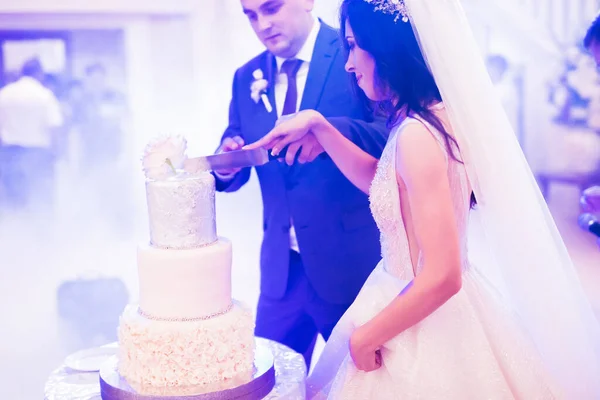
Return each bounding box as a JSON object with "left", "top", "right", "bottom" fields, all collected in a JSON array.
[{"left": 404, "top": 0, "right": 600, "bottom": 397}]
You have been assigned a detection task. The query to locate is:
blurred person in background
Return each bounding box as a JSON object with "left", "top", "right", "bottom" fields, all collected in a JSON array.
[
  {"left": 59, "top": 80, "right": 86, "bottom": 167},
  {"left": 77, "top": 62, "right": 131, "bottom": 234},
  {"left": 0, "top": 57, "right": 64, "bottom": 216},
  {"left": 583, "top": 16, "right": 600, "bottom": 248},
  {"left": 79, "top": 63, "right": 127, "bottom": 173},
  {"left": 486, "top": 54, "right": 520, "bottom": 139}
]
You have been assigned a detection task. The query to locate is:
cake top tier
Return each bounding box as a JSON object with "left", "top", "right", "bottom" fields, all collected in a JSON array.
[{"left": 142, "top": 136, "right": 217, "bottom": 249}]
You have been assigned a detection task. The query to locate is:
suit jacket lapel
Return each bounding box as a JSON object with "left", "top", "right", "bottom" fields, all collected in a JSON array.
[
  {"left": 254, "top": 52, "right": 277, "bottom": 137},
  {"left": 260, "top": 24, "right": 340, "bottom": 178},
  {"left": 259, "top": 52, "right": 291, "bottom": 175},
  {"left": 285, "top": 24, "right": 339, "bottom": 179},
  {"left": 299, "top": 23, "right": 340, "bottom": 111},
  {"left": 264, "top": 51, "right": 277, "bottom": 112}
]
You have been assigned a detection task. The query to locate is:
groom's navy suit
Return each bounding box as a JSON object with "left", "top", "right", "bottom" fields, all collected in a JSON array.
[{"left": 215, "top": 22, "right": 388, "bottom": 365}]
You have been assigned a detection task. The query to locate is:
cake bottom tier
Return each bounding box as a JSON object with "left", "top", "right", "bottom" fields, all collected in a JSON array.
[{"left": 117, "top": 301, "right": 255, "bottom": 395}]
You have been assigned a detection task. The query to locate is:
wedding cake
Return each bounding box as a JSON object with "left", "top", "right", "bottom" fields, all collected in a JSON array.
[{"left": 116, "top": 136, "right": 255, "bottom": 396}]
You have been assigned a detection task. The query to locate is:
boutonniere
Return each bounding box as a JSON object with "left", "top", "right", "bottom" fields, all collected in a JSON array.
[{"left": 251, "top": 69, "right": 273, "bottom": 113}]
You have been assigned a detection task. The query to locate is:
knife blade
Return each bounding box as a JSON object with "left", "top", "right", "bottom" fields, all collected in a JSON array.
[{"left": 184, "top": 147, "right": 280, "bottom": 173}]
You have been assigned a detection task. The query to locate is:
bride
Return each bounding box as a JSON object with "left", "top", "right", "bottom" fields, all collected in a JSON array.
[{"left": 246, "top": 0, "right": 600, "bottom": 398}]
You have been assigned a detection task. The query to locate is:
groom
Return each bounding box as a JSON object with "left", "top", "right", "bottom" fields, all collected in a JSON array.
[{"left": 213, "top": 0, "right": 389, "bottom": 367}]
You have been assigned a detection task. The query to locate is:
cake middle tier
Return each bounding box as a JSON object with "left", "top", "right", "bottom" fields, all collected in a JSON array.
[{"left": 138, "top": 238, "right": 232, "bottom": 320}]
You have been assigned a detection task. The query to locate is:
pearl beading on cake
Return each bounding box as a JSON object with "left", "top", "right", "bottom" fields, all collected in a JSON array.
[
  {"left": 137, "top": 302, "right": 234, "bottom": 322},
  {"left": 149, "top": 238, "right": 218, "bottom": 250}
]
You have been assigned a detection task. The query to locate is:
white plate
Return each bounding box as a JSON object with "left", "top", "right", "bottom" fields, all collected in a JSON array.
[{"left": 64, "top": 346, "right": 118, "bottom": 372}]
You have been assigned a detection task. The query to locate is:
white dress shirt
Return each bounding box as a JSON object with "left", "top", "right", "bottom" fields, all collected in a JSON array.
[
  {"left": 218, "top": 16, "right": 321, "bottom": 253},
  {"left": 0, "top": 76, "right": 63, "bottom": 149},
  {"left": 273, "top": 17, "right": 320, "bottom": 118}
]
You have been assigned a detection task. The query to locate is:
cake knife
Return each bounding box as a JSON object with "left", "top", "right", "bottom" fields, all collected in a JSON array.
[{"left": 184, "top": 147, "right": 283, "bottom": 173}]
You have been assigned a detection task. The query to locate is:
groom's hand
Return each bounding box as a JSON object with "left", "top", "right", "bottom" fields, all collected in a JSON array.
[
  {"left": 244, "top": 110, "right": 325, "bottom": 165},
  {"left": 215, "top": 136, "right": 245, "bottom": 176},
  {"left": 244, "top": 110, "right": 321, "bottom": 157},
  {"left": 283, "top": 134, "right": 324, "bottom": 165}
]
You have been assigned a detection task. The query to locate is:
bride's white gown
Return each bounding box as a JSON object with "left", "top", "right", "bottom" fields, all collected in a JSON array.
[{"left": 306, "top": 110, "right": 562, "bottom": 399}]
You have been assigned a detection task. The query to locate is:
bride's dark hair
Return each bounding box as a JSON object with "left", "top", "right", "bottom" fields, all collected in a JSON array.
[{"left": 340, "top": 0, "right": 476, "bottom": 206}]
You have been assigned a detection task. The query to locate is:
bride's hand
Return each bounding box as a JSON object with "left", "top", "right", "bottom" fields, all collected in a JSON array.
[
  {"left": 243, "top": 110, "right": 324, "bottom": 156},
  {"left": 349, "top": 325, "right": 382, "bottom": 372}
]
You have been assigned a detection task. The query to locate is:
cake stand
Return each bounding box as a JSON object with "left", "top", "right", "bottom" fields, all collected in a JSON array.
[{"left": 99, "top": 340, "right": 275, "bottom": 400}]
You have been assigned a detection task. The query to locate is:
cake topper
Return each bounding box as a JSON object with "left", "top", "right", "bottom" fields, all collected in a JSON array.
[{"left": 142, "top": 135, "right": 188, "bottom": 180}]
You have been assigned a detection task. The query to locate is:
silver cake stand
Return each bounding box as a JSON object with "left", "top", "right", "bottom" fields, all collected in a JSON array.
[
  {"left": 45, "top": 338, "right": 306, "bottom": 400},
  {"left": 100, "top": 340, "right": 275, "bottom": 400}
]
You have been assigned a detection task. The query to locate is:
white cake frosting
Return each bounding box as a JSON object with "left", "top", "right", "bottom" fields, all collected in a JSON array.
[
  {"left": 145, "top": 172, "right": 217, "bottom": 249},
  {"left": 118, "top": 303, "right": 255, "bottom": 395},
  {"left": 137, "top": 239, "right": 232, "bottom": 320},
  {"left": 117, "top": 136, "right": 256, "bottom": 395}
]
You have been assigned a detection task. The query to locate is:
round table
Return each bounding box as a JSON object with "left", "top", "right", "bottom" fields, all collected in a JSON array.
[{"left": 45, "top": 338, "right": 306, "bottom": 400}]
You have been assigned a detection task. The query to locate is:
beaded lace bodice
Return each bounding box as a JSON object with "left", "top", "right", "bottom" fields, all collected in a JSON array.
[{"left": 369, "top": 112, "right": 471, "bottom": 280}]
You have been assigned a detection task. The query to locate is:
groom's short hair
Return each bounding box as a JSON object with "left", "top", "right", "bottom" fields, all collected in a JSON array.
[{"left": 584, "top": 13, "right": 600, "bottom": 49}]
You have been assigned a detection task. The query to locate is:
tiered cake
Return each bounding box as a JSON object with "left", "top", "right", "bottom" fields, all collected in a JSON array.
[{"left": 116, "top": 136, "right": 255, "bottom": 396}]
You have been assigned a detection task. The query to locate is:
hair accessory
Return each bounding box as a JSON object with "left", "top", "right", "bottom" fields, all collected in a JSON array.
[{"left": 364, "top": 0, "right": 409, "bottom": 23}]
